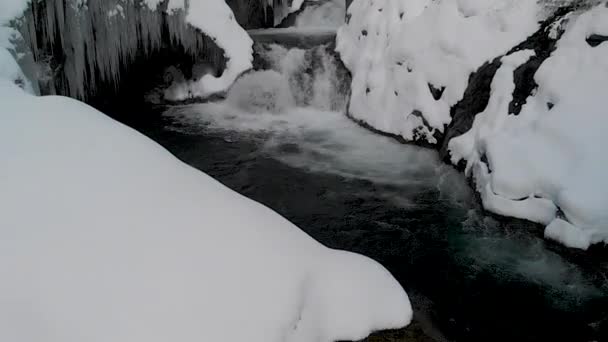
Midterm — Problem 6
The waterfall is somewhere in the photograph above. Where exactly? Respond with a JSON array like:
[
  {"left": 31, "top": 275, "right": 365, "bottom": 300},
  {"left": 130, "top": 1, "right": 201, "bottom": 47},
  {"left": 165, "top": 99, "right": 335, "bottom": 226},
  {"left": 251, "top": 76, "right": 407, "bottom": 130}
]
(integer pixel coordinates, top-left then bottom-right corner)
[
  {"left": 162, "top": 39, "right": 444, "bottom": 186},
  {"left": 233, "top": 41, "right": 350, "bottom": 113}
]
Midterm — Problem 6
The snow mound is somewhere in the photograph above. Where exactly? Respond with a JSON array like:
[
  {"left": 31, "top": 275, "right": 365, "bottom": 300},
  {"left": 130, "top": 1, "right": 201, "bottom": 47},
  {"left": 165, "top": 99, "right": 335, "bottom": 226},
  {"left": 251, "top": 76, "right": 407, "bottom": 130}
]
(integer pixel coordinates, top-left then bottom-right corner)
[
  {"left": 15, "top": 0, "right": 252, "bottom": 99},
  {"left": 0, "top": 0, "right": 33, "bottom": 93},
  {"left": 0, "top": 1, "right": 411, "bottom": 339},
  {"left": 336, "top": 0, "right": 541, "bottom": 143},
  {"left": 0, "top": 79, "right": 411, "bottom": 341},
  {"left": 448, "top": 4, "right": 608, "bottom": 249}
]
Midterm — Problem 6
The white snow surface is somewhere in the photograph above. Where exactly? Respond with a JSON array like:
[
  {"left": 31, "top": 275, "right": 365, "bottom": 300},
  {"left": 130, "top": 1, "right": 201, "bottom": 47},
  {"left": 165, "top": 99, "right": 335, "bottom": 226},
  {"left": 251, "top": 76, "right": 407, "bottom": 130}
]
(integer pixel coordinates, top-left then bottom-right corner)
[
  {"left": 336, "top": 0, "right": 541, "bottom": 143},
  {"left": 162, "top": 0, "right": 254, "bottom": 100},
  {"left": 0, "top": 78, "right": 411, "bottom": 342},
  {"left": 184, "top": 0, "right": 254, "bottom": 98},
  {"left": 449, "top": 4, "right": 608, "bottom": 249},
  {"left": 0, "top": 0, "right": 28, "bottom": 25},
  {"left": 0, "top": 1, "right": 411, "bottom": 340}
]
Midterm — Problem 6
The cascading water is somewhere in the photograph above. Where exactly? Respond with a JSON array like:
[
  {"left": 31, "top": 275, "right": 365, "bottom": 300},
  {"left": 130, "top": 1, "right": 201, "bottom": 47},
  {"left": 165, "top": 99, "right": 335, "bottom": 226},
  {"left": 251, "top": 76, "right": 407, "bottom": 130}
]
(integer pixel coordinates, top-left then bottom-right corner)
[
  {"left": 140, "top": 27, "right": 608, "bottom": 342},
  {"left": 245, "top": 42, "right": 349, "bottom": 112}
]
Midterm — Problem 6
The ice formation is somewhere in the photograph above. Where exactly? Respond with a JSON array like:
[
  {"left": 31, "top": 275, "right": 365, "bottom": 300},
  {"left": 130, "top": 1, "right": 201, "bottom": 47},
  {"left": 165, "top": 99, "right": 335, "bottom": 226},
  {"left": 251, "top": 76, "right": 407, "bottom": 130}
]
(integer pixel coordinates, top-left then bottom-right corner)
[
  {"left": 0, "top": 1, "right": 412, "bottom": 341},
  {"left": 0, "top": 78, "right": 412, "bottom": 342},
  {"left": 18, "top": 0, "right": 252, "bottom": 99}
]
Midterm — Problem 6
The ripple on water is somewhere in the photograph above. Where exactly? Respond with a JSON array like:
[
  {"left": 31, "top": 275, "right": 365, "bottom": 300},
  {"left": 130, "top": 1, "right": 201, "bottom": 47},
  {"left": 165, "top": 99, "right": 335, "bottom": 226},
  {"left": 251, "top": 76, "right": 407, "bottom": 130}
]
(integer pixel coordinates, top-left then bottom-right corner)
[{"left": 157, "top": 99, "right": 608, "bottom": 341}]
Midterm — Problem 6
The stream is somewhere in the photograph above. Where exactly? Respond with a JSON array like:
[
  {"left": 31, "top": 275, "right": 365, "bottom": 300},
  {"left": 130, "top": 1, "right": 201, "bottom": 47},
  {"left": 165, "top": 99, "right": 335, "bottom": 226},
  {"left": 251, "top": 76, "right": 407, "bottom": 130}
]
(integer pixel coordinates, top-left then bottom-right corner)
[{"left": 118, "top": 18, "right": 608, "bottom": 342}]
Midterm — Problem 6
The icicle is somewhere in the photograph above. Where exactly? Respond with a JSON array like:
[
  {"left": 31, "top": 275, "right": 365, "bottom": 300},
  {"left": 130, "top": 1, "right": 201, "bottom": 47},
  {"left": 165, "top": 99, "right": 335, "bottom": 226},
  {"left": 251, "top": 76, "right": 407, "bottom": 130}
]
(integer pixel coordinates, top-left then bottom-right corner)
[{"left": 19, "top": 0, "right": 226, "bottom": 99}]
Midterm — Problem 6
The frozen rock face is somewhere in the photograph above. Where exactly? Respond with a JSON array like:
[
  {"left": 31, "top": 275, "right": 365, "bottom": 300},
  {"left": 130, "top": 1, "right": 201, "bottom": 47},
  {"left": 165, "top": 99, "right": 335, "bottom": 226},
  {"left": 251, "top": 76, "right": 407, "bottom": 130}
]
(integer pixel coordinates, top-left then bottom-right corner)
[
  {"left": 0, "top": 79, "right": 413, "bottom": 342},
  {"left": 338, "top": 0, "right": 608, "bottom": 250},
  {"left": 226, "top": 0, "right": 274, "bottom": 28}
]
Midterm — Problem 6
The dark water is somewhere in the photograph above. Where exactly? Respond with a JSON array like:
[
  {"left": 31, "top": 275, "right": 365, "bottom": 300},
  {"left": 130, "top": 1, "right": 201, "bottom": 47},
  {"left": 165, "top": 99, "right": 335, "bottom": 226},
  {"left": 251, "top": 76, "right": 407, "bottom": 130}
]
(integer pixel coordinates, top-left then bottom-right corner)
[
  {"left": 117, "top": 105, "right": 608, "bottom": 342},
  {"left": 115, "top": 29, "right": 608, "bottom": 342}
]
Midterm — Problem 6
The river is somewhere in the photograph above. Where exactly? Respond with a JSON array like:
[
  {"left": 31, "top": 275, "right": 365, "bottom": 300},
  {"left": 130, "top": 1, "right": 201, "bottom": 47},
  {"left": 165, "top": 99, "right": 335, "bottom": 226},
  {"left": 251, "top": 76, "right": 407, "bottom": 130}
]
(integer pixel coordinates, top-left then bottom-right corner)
[{"left": 116, "top": 23, "right": 607, "bottom": 342}]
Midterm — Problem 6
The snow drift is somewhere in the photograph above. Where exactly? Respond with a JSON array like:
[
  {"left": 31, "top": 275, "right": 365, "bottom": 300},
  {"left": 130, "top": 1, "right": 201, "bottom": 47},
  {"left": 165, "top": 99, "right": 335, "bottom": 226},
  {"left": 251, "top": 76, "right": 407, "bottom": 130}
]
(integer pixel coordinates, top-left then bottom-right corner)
[
  {"left": 0, "top": 79, "right": 412, "bottom": 342},
  {"left": 0, "top": 1, "right": 412, "bottom": 341}
]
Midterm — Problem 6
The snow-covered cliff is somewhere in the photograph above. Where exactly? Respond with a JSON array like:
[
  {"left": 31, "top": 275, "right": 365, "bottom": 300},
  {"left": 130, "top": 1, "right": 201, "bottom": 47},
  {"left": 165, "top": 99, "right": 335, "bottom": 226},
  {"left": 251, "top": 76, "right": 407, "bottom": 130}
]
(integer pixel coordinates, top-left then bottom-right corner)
[{"left": 337, "top": 0, "right": 608, "bottom": 249}]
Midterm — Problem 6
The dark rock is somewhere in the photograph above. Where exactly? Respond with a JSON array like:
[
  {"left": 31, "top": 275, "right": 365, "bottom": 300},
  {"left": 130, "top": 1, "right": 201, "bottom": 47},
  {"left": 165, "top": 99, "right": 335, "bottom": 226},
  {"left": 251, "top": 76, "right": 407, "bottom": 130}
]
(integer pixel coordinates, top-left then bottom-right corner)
[
  {"left": 586, "top": 34, "right": 608, "bottom": 47},
  {"left": 438, "top": 59, "right": 501, "bottom": 165},
  {"left": 427, "top": 84, "right": 445, "bottom": 101},
  {"left": 438, "top": 6, "right": 574, "bottom": 164}
]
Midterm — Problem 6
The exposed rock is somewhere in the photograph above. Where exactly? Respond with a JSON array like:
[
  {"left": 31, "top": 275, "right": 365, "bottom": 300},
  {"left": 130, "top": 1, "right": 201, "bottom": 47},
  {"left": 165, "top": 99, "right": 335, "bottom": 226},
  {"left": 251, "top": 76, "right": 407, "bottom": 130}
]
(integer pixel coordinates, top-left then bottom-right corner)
[
  {"left": 438, "top": 59, "right": 501, "bottom": 166},
  {"left": 586, "top": 33, "right": 608, "bottom": 47},
  {"left": 438, "top": 6, "right": 574, "bottom": 164}
]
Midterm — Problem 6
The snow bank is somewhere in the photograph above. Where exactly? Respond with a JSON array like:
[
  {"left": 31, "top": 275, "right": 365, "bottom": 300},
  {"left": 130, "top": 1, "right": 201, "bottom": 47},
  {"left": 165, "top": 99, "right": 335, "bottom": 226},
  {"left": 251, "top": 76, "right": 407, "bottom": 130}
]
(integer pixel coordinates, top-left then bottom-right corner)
[
  {"left": 0, "top": 78, "right": 412, "bottom": 342},
  {"left": 448, "top": 4, "right": 608, "bottom": 249},
  {"left": 336, "top": 0, "right": 541, "bottom": 143},
  {"left": 0, "top": 2, "right": 411, "bottom": 339}
]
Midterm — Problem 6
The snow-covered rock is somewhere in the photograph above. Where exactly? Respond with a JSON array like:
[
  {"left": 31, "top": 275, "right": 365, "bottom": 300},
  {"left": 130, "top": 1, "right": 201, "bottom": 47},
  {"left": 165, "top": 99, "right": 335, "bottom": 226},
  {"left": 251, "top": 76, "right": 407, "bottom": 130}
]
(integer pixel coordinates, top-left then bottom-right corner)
[
  {"left": 337, "top": 0, "right": 608, "bottom": 250},
  {"left": 182, "top": 0, "right": 254, "bottom": 98},
  {"left": 337, "top": 0, "right": 541, "bottom": 143},
  {"left": 448, "top": 4, "right": 608, "bottom": 249}
]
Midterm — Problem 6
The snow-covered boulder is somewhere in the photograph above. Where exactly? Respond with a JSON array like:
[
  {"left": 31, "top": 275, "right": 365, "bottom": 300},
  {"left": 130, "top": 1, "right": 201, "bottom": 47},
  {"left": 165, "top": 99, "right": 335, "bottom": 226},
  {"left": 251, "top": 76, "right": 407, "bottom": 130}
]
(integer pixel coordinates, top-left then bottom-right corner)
[
  {"left": 336, "top": 0, "right": 541, "bottom": 143},
  {"left": 448, "top": 4, "right": 608, "bottom": 250}
]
